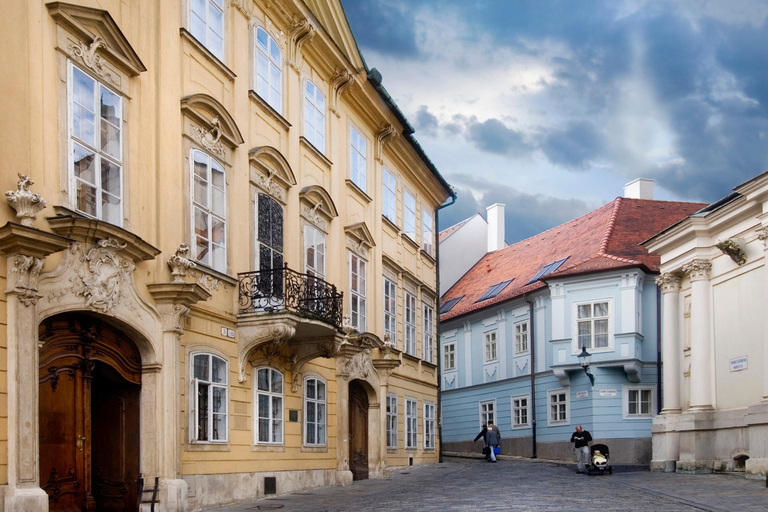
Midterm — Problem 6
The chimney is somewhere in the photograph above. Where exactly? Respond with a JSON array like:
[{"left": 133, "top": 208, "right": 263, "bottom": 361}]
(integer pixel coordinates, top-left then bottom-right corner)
[
  {"left": 624, "top": 178, "right": 654, "bottom": 200},
  {"left": 486, "top": 203, "right": 505, "bottom": 252}
]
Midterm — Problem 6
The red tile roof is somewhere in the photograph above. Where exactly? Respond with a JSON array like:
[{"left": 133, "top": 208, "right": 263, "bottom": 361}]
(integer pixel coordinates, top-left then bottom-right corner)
[{"left": 440, "top": 197, "right": 705, "bottom": 321}]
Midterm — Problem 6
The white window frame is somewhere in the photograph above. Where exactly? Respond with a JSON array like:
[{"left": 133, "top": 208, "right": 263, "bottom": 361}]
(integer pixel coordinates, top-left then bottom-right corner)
[
  {"left": 386, "top": 394, "right": 398, "bottom": 449},
  {"left": 404, "top": 291, "right": 417, "bottom": 356},
  {"left": 443, "top": 341, "right": 456, "bottom": 371},
  {"left": 349, "top": 124, "right": 367, "bottom": 192},
  {"left": 511, "top": 394, "right": 531, "bottom": 429},
  {"left": 484, "top": 330, "right": 498, "bottom": 363},
  {"left": 383, "top": 278, "right": 397, "bottom": 346},
  {"left": 422, "top": 210, "right": 434, "bottom": 255},
  {"left": 304, "top": 79, "right": 326, "bottom": 152},
  {"left": 254, "top": 367, "right": 284, "bottom": 445},
  {"left": 424, "top": 402, "right": 435, "bottom": 450},
  {"left": 405, "top": 397, "right": 418, "bottom": 449},
  {"left": 349, "top": 252, "right": 367, "bottom": 332},
  {"left": 190, "top": 352, "right": 228, "bottom": 443},
  {"left": 191, "top": 149, "right": 227, "bottom": 273},
  {"left": 574, "top": 299, "right": 612, "bottom": 352},
  {"left": 515, "top": 321, "right": 529, "bottom": 355},
  {"left": 403, "top": 189, "right": 416, "bottom": 241},
  {"left": 304, "top": 225, "right": 326, "bottom": 279},
  {"left": 479, "top": 400, "right": 496, "bottom": 427},
  {"left": 303, "top": 376, "right": 327, "bottom": 446},
  {"left": 548, "top": 389, "right": 570, "bottom": 426},
  {"left": 423, "top": 303, "right": 434, "bottom": 363},
  {"left": 254, "top": 26, "right": 282, "bottom": 113},
  {"left": 382, "top": 168, "right": 397, "bottom": 223},
  {"left": 623, "top": 385, "right": 655, "bottom": 419},
  {"left": 68, "top": 62, "right": 124, "bottom": 225},
  {"left": 189, "top": 0, "right": 225, "bottom": 60}
]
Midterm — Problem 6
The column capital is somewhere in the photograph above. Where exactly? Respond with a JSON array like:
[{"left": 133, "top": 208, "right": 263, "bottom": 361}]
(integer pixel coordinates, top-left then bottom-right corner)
[
  {"left": 682, "top": 258, "right": 712, "bottom": 281},
  {"left": 757, "top": 225, "right": 768, "bottom": 249},
  {"left": 655, "top": 272, "right": 682, "bottom": 293}
]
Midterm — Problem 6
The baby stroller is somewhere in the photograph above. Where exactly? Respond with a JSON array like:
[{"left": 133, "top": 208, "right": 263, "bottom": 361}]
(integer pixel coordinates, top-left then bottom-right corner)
[{"left": 587, "top": 443, "right": 612, "bottom": 475}]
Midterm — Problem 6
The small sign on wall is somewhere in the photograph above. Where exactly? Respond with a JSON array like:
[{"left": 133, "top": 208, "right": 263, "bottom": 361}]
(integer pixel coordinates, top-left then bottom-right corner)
[
  {"left": 598, "top": 389, "right": 617, "bottom": 398},
  {"left": 576, "top": 390, "right": 589, "bottom": 399},
  {"left": 730, "top": 356, "right": 748, "bottom": 372}
]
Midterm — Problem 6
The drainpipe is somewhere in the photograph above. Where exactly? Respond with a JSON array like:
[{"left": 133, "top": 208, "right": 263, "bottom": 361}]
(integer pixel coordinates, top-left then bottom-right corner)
[
  {"left": 435, "top": 189, "right": 457, "bottom": 464},
  {"left": 525, "top": 294, "right": 537, "bottom": 459},
  {"left": 656, "top": 283, "right": 663, "bottom": 414}
]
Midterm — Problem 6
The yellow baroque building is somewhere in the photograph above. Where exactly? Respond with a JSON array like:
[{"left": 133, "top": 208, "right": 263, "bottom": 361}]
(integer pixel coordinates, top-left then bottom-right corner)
[{"left": 0, "top": 1, "right": 454, "bottom": 511}]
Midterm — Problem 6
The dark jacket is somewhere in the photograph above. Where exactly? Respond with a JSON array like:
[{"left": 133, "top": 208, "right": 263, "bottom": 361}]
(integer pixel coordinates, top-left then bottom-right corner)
[
  {"left": 473, "top": 425, "right": 488, "bottom": 444},
  {"left": 570, "top": 429, "right": 592, "bottom": 448}
]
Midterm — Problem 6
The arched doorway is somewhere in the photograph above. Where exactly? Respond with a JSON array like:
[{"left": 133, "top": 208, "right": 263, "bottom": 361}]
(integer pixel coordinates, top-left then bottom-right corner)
[
  {"left": 39, "top": 314, "right": 142, "bottom": 512},
  {"left": 348, "top": 380, "right": 369, "bottom": 481}
]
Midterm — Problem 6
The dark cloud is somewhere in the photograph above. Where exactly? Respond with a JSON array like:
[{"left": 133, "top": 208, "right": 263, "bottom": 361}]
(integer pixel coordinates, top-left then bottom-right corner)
[
  {"left": 466, "top": 118, "right": 533, "bottom": 156},
  {"left": 339, "top": 0, "right": 419, "bottom": 58},
  {"left": 717, "top": 20, "right": 768, "bottom": 110},
  {"left": 541, "top": 121, "right": 604, "bottom": 170},
  {"left": 413, "top": 105, "right": 439, "bottom": 136}
]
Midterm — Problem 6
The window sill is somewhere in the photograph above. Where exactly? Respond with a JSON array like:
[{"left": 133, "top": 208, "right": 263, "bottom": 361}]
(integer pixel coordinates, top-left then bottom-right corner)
[
  {"left": 180, "top": 28, "right": 236, "bottom": 81},
  {"left": 345, "top": 179, "right": 372, "bottom": 203},
  {"left": 420, "top": 248, "right": 435, "bottom": 263},
  {"left": 402, "top": 352, "right": 420, "bottom": 364},
  {"left": 402, "top": 233, "right": 420, "bottom": 250},
  {"left": 382, "top": 215, "right": 400, "bottom": 233},
  {"left": 193, "top": 261, "right": 238, "bottom": 289},
  {"left": 422, "top": 360, "right": 437, "bottom": 370},
  {"left": 300, "top": 136, "right": 332, "bottom": 168},
  {"left": 423, "top": 448, "right": 436, "bottom": 453},
  {"left": 512, "top": 425, "right": 531, "bottom": 430},
  {"left": 249, "top": 90, "right": 291, "bottom": 130},
  {"left": 387, "top": 448, "right": 399, "bottom": 454},
  {"left": 251, "top": 444, "right": 285, "bottom": 452},
  {"left": 186, "top": 441, "right": 230, "bottom": 452},
  {"left": 405, "top": 447, "right": 418, "bottom": 451},
  {"left": 301, "top": 445, "right": 328, "bottom": 453},
  {"left": 515, "top": 351, "right": 531, "bottom": 357}
]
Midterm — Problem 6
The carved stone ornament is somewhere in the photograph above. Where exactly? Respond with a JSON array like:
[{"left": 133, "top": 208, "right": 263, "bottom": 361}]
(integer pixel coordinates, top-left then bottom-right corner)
[
  {"left": 5, "top": 173, "right": 46, "bottom": 227},
  {"left": 161, "top": 303, "right": 190, "bottom": 337},
  {"left": 757, "top": 226, "right": 768, "bottom": 248},
  {"left": 682, "top": 258, "right": 712, "bottom": 281},
  {"left": 375, "top": 124, "right": 398, "bottom": 162},
  {"left": 9, "top": 254, "right": 44, "bottom": 306},
  {"left": 346, "top": 236, "right": 368, "bottom": 258},
  {"left": 342, "top": 351, "right": 373, "bottom": 380},
  {"left": 288, "top": 16, "right": 315, "bottom": 71},
  {"left": 191, "top": 117, "right": 226, "bottom": 157},
  {"left": 330, "top": 68, "right": 355, "bottom": 116},
  {"left": 71, "top": 239, "right": 135, "bottom": 313},
  {"left": 301, "top": 202, "right": 327, "bottom": 231},
  {"left": 238, "top": 322, "right": 296, "bottom": 382},
  {"left": 230, "top": 0, "right": 253, "bottom": 19},
  {"left": 714, "top": 238, "right": 747, "bottom": 266},
  {"left": 68, "top": 37, "right": 120, "bottom": 87},
  {"left": 254, "top": 169, "right": 285, "bottom": 202},
  {"left": 192, "top": 270, "right": 229, "bottom": 293},
  {"left": 655, "top": 272, "right": 682, "bottom": 294},
  {"left": 168, "top": 244, "right": 196, "bottom": 283}
]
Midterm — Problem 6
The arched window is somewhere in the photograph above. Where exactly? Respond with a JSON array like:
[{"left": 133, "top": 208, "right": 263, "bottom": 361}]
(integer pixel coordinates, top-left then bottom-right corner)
[
  {"left": 255, "top": 367, "right": 283, "bottom": 444},
  {"left": 304, "top": 80, "right": 325, "bottom": 152},
  {"left": 191, "top": 149, "right": 227, "bottom": 272},
  {"left": 304, "top": 377, "right": 326, "bottom": 446},
  {"left": 255, "top": 27, "right": 282, "bottom": 113},
  {"left": 190, "top": 353, "right": 228, "bottom": 443}
]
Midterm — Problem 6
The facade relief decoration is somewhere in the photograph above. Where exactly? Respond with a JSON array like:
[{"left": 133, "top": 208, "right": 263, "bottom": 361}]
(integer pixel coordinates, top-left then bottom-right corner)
[
  {"left": 191, "top": 117, "right": 226, "bottom": 157},
  {"left": 341, "top": 351, "right": 374, "bottom": 380},
  {"left": 9, "top": 254, "right": 44, "bottom": 307},
  {"left": 68, "top": 37, "right": 121, "bottom": 87},
  {"left": 655, "top": 272, "right": 682, "bottom": 294},
  {"left": 288, "top": 17, "right": 316, "bottom": 72},
  {"left": 344, "top": 222, "right": 375, "bottom": 259},
  {"left": 330, "top": 68, "right": 355, "bottom": 117},
  {"left": 375, "top": 124, "right": 398, "bottom": 163},
  {"left": 299, "top": 185, "right": 337, "bottom": 233},
  {"left": 238, "top": 320, "right": 297, "bottom": 382},
  {"left": 71, "top": 239, "right": 135, "bottom": 314},
  {"left": 682, "top": 259, "right": 712, "bottom": 281},
  {"left": 714, "top": 239, "right": 747, "bottom": 266},
  {"left": 168, "top": 244, "right": 196, "bottom": 283},
  {"left": 249, "top": 146, "right": 297, "bottom": 204},
  {"left": 230, "top": 0, "right": 254, "bottom": 19},
  {"left": 6, "top": 173, "right": 46, "bottom": 227},
  {"left": 757, "top": 225, "right": 768, "bottom": 248}
]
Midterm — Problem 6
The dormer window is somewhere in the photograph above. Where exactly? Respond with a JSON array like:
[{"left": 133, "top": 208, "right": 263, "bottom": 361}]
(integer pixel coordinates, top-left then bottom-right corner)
[
  {"left": 528, "top": 257, "right": 569, "bottom": 284},
  {"left": 439, "top": 296, "right": 464, "bottom": 314},
  {"left": 476, "top": 280, "right": 513, "bottom": 303}
]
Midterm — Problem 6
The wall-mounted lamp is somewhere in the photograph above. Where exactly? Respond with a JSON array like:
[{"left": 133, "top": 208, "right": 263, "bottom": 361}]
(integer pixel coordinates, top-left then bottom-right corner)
[{"left": 577, "top": 345, "right": 595, "bottom": 386}]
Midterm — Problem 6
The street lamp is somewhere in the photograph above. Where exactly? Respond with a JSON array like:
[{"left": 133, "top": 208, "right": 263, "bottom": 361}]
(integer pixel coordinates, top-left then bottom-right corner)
[{"left": 578, "top": 345, "right": 595, "bottom": 386}]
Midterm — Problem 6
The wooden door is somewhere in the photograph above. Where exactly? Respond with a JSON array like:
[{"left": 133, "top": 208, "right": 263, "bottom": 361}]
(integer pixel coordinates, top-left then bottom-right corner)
[{"left": 348, "top": 380, "right": 369, "bottom": 481}]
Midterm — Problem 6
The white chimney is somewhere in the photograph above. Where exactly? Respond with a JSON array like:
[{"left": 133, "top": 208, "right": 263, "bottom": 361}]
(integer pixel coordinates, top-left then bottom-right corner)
[
  {"left": 486, "top": 203, "right": 505, "bottom": 252},
  {"left": 624, "top": 178, "right": 654, "bottom": 200}
]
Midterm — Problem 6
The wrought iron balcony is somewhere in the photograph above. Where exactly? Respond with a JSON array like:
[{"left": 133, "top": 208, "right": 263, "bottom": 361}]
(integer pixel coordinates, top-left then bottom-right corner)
[{"left": 238, "top": 265, "right": 343, "bottom": 329}]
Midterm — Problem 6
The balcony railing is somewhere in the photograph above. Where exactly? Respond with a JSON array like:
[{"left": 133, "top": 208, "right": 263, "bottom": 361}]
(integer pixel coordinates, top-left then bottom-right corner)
[{"left": 238, "top": 265, "right": 344, "bottom": 329}]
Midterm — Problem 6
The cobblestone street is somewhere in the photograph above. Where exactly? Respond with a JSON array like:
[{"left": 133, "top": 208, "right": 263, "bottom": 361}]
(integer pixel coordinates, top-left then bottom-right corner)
[{"left": 212, "top": 456, "right": 767, "bottom": 512}]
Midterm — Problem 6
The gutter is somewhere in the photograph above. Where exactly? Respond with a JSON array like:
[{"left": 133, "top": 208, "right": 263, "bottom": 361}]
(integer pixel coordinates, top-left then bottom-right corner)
[{"left": 524, "top": 294, "right": 537, "bottom": 459}]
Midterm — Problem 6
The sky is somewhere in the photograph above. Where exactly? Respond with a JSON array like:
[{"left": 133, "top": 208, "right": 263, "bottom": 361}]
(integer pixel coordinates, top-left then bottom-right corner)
[{"left": 340, "top": 0, "right": 768, "bottom": 243}]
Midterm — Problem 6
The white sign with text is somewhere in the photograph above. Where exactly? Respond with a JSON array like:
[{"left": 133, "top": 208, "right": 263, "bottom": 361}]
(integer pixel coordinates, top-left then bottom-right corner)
[
  {"left": 730, "top": 356, "right": 748, "bottom": 372},
  {"left": 598, "top": 389, "right": 617, "bottom": 397}
]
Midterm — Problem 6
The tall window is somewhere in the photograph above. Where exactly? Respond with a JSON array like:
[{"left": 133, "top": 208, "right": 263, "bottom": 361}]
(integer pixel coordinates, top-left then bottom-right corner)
[
  {"left": 424, "top": 402, "right": 435, "bottom": 449},
  {"left": 304, "top": 225, "right": 325, "bottom": 278},
  {"left": 383, "top": 169, "right": 397, "bottom": 223},
  {"left": 422, "top": 210, "right": 434, "bottom": 255},
  {"left": 350, "top": 253, "right": 367, "bottom": 332},
  {"left": 480, "top": 400, "right": 495, "bottom": 427},
  {"left": 383, "top": 278, "right": 397, "bottom": 345},
  {"left": 192, "top": 150, "right": 227, "bottom": 272},
  {"left": 255, "top": 368, "right": 283, "bottom": 444},
  {"left": 626, "top": 388, "right": 653, "bottom": 417},
  {"left": 512, "top": 395, "right": 530, "bottom": 428},
  {"left": 577, "top": 301, "right": 610, "bottom": 349},
  {"left": 69, "top": 64, "right": 122, "bottom": 225},
  {"left": 423, "top": 304, "right": 434, "bottom": 363},
  {"left": 404, "top": 190, "right": 416, "bottom": 241},
  {"left": 255, "top": 27, "right": 282, "bottom": 113},
  {"left": 257, "top": 193, "right": 283, "bottom": 294},
  {"left": 515, "top": 322, "right": 529, "bottom": 354},
  {"left": 349, "top": 126, "right": 367, "bottom": 192},
  {"left": 406, "top": 398, "right": 417, "bottom": 449},
  {"left": 304, "top": 377, "right": 326, "bottom": 445},
  {"left": 304, "top": 80, "right": 326, "bottom": 151},
  {"left": 191, "top": 353, "right": 228, "bottom": 442},
  {"left": 404, "top": 291, "right": 417, "bottom": 355},
  {"left": 484, "top": 331, "right": 497, "bottom": 362},
  {"left": 443, "top": 342, "right": 456, "bottom": 371},
  {"left": 190, "top": 0, "right": 224, "bottom": 60},
  {"left": 549, "top": 390, "right": 568, "bottom": 424},
  {"left": 386, "top": 394, "right": 398, "bottom": 449}
]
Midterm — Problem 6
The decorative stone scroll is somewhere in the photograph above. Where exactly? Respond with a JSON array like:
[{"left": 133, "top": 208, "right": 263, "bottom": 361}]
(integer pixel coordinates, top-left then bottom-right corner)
[
  {"left": 168, "top": 244, "right": 196, "bottom": 283},
  {"left": 68, "top": 37, "right": 121, "bottom": 86},
  {"left": 191, "top": 117, "right": 226, "bottom": 157},
  {"left": 9, "top": 255, "right": 44, "bottom": 306},
  {"left": 288, "top": 17, "right": 315, "bottom": 72},
  {"left": 714, "top": 239, "right": 747, "bottom": 266},
  {"left": 5, "top": 173, "right": 46, "bottom": 227},
  {"left": 682, "top": 259, "right": 712, "bottom": 281},
  {"left": 72, "top": 239, "right": 135, "bottom": 314},
  {"left": 375, "top": 124, "right": 398, "bottom": 163},
  {"left": 330, "top": 68, "right": 355, "bottom": 117}
]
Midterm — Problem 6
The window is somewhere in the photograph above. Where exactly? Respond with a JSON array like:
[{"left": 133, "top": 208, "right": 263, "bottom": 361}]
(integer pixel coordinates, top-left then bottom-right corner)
[
  {"left": 480, "top": 400, "right": 495, "bottom": 427},
  {"left": 191, "top": 353, "right": 228, "bottom": 442},
  {"left": 383, "top": 169, "right": 397, "bottom": 223},
  {"left": 548, "top": 390, "right": 569, "bottom": 425},
  {"left": 255, "top": 27, "right": 282, "bottom": 113},
  {"left": 349, "top": 126, "right": 367, "bottom": 192},
  {"left": 439, "top": 296, "right": 464, "bottom": 314},
  {"left": 423, "top": 304, "right": 434, "bottom": 363},
  {"left": 424, "top": 402, "right": 435, "bottom": 449},
  {"left": 190, "top": 0, "right": 224, "bottom": 60},
  {"left": 383, "top": 278, "right": 397, "bottom": 345},
  {"left": 69, "top": 64, "right": 123, "bottom": 225},
  {"left": 192, "top": 149, "right": 227, "bottom": 272},
  {"left": 304, "top": 225, "right": 325, "bottom": 279},
  {"left": 386, "top": 394, "right": 398, "bottom": 449},
  {"left": 626, "top": 387, "right": 654, "bottom": 417},
  {"left": 256, "top": 193, "right": 283, "bottom": 293},
  {"left": 515, "top": 322, "right": 529, "bottom": 354},
  {"left": 577, "top": 301, "right": 610, "bottom": 350},
  {"left": 512, "top": 395, "right": 530, "bottom": 428},
  {"left": 304, "top": 80, "right": 325, "bottom": 151},
  {"left": 443, "top": 342, "right": 456, "bottom": 371},
  {"left": 422, "top": 210, "right": 434, "bottom": 255},
  {"left": 404, "top": 291, "right": 417, "bottom": 355},
  {"left": 476, "top": 280, "right": 513, "bottom": 303},
  {"left": 255, "top": 368, "right": 283, "bottom": 444},
  {"left": 404, "top": 190, "right": 416, "bottom": 241},
  {"left": 304, "top": 377, "right": 326, "bottom": 445},
  {"left": 406, "top": 398, "right": 418, "bottom": 449},
  {"left": 349, "top": 253, "right": 367, "bottom": 332},
  {"left": 527, "top": 257, "right": 569, "bottom": 284},
  {"left": 484, "top": 331, "right": 497, "bottom": 362}
]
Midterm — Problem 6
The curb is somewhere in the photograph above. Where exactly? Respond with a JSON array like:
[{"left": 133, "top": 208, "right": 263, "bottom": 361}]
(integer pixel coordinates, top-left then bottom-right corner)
[{"left": 442, "top": 451, "right": 650, "bottom": 472}]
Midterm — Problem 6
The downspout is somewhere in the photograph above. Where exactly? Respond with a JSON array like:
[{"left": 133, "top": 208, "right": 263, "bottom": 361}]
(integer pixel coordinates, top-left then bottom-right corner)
[
  {"left": 435, "top": 189, "right": 457, "bottom": 464},
  {"left": 525, "top": 294, "right": 537, "bottom": 459},
  {"left": 656, "top": 283, "right": 663, "bottom": 414}
]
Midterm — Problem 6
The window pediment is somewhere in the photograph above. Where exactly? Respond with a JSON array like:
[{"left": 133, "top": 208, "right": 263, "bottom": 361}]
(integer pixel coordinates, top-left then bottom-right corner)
[
  {"left": 181, "top": 94, "right": 244, "bottom": 151},
  {"left": 249, "top": 147, "right": 297, "bottom": 203},
  {"left": 345, "top": 222, "right": 375, "bottom": 257},
  {"left": 300, "top": 185, "right": 337, "bottom": 232}
]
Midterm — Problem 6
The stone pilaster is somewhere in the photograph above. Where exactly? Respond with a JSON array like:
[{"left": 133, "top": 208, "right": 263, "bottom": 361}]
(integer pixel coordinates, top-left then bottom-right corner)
[
  {"left": 682, "top": 259, "right": 714, "bottom": 411},
  {"left": 656, "top": 272, "right": 682, "bottom": 414},
  {"left": 757, "top": 224, "right": 768, "bottom": 402}
]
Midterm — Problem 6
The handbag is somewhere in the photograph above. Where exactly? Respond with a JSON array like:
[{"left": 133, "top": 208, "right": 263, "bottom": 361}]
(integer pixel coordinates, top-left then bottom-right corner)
[
  {"left": 493, "top": 446, "right": 500, "bottom": 455},
  {"left": 482, "top": 446, "right": 490, "bottom": 455}
]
